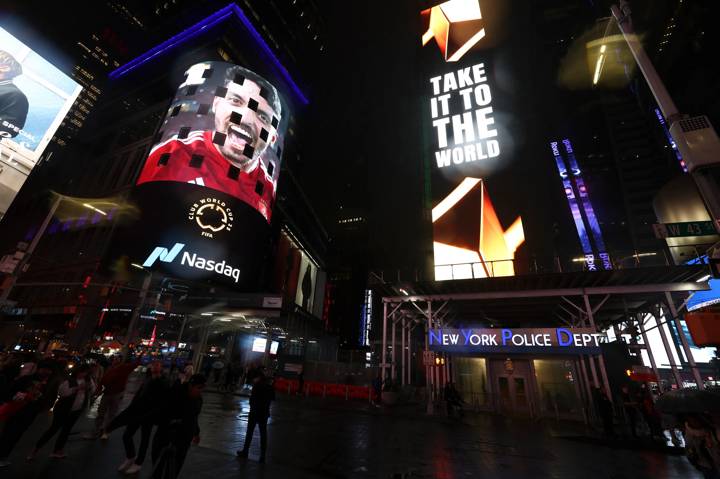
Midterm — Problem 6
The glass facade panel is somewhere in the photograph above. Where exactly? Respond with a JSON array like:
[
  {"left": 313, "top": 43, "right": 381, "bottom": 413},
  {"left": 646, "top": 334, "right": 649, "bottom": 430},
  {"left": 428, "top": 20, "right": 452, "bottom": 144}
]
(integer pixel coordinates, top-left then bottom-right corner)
[
  {"left": 533, "top": 359, "right": 583, "bottom": 418},
  {"left": 454, "top": 357, "right": 489, "bottom": 408}
]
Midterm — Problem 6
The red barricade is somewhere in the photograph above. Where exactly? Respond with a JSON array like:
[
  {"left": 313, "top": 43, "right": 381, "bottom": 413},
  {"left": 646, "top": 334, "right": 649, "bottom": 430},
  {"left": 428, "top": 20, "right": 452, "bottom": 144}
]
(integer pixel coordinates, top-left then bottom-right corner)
[{"left": 274, "top": 378, "right": 370, "bottom": 401}]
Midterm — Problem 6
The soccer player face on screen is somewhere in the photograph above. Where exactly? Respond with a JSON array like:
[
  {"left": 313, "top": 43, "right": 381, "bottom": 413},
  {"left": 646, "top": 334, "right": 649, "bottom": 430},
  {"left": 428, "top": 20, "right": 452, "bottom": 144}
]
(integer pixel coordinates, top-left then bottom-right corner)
[{"left": 212, "top": 78, "right": 278, "bottom": 171}]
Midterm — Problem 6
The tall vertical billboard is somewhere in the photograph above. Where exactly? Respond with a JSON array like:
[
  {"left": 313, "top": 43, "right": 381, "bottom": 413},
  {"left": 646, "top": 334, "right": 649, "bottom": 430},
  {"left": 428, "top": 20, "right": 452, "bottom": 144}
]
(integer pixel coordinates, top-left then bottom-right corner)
[
  {"left": 0, "top": 27, "right": 82, "bottom": 217},
  {"left": 421, "top": 0, "right": 526, "bottom": 280},
  {"left": 112, "top": 62, "right": 288, "bottom": 289}
]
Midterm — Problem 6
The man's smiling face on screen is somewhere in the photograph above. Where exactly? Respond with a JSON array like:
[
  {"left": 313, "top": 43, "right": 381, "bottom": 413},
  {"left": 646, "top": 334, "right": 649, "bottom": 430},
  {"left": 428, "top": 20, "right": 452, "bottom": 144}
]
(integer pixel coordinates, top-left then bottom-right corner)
[{"left": 212, "top": 78, "right": 277, "bottom": 171}]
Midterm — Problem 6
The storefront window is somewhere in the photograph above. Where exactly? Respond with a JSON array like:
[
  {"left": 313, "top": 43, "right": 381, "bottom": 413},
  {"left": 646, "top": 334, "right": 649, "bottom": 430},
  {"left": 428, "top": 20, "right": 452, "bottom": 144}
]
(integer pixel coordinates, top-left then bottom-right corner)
[
  {"left": 454, "top": 357, "right": 489, "bottom": 408},
  {"left": 533, "top": 359, "right": 583, "bottom": 418}
]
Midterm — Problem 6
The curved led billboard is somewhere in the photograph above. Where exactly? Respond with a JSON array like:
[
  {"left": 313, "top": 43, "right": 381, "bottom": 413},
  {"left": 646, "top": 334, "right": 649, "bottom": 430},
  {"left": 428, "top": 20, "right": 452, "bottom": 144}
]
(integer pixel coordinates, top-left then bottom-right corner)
[
  {"left": 110, "top": 62, "right": 288, "bottom": 289},
  {"left": 136, "top": 61, "right": 285, "bottom": 222}
]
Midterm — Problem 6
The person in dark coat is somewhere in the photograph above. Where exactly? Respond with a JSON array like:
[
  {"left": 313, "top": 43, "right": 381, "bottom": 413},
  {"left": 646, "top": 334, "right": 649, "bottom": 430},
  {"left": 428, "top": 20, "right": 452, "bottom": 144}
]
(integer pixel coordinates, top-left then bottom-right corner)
[
  {"left": 237, "top": 372, "right": 275, "bottom": 463},
  {"left": 109, "top": 360, "right": 169, "bottom": 474},
  {"left": 150, "top": 374, "right": 205, "bottom": 479}
]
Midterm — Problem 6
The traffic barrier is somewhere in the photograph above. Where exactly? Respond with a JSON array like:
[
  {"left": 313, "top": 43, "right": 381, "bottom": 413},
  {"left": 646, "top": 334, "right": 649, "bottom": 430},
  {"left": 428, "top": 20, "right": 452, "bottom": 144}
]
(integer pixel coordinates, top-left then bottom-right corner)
[{"left": 273, "top": 378, "right": 370, "bottom": 402}]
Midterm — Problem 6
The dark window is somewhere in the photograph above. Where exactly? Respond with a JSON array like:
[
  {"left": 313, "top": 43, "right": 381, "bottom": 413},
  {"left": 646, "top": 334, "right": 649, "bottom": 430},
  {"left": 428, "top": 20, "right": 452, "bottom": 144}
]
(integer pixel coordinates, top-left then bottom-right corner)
[
  {"left": 248, "top": 98, "right": 259, "bottom": 111},
  {"left": 227, "top": 166, "right": 240, "bottom": 180},
  {"left": 267, "top": 161, "right": 274, "bottom": 176},
  {"left": 170, "top": 105, "right": 181, "bottom": 117},
  {"left": 255, "top": 181, "right": 264, "bottom": 195},
  {"left": 230, "top": 111, "right": 242, "bottom": 124},
  {"left": 259, "top": 128, "right": 269, "bottom": 141},
  {"left": 215, "top": 86, "right": 227, "bottom": 98},
  {"left": 213, "top": 132, "right": 226, "bottom": 146},
  {"left": 202, "top": 68, "right": 213, "bottom": 78},
  {"left": 197, "top": 103, "right": 211, "bottom": 115},
  {"left": 189, "top": 154, "right": 203, "bottom": 168},
  {"left": 186, "top": 85, "right": 197, "bottom": 95},
  {"left": 243, "top": 144, "right": 255, "bottom": 158},
  {"left": 233, "top": 74, "right": 245, "bottom": 85},
  {"left": 271, "top": 116, "right": 279, "bottom": 128},
  {"left": 178, "top": 127, "right": 191, "bottom": 139},
  {"left": 157, "top": 153, "right": 170, "bottom": 166}
]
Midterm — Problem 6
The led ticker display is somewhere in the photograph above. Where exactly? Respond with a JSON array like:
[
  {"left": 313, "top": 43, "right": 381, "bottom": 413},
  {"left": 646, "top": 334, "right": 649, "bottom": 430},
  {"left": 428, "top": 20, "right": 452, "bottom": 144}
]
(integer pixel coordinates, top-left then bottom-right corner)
[
  {"left": 421, "top": 1, "right": 526, "bottom": 281},
  {"left": 550, "top": 139, "right": 611, "bottom": 271},
  {"left": 136, "top": 61, "right": 286, "bottom": 223},
  {"left": 0, "top": 27, "right": 82, "bottom": 216}
]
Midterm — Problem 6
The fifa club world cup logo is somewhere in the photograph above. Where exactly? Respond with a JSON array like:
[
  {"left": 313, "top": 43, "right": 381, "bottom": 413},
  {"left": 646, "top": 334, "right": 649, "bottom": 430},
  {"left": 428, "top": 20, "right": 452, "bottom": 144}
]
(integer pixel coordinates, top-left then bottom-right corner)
[{"left": 421, "top": 0, "right": 486, "bottom": 62}]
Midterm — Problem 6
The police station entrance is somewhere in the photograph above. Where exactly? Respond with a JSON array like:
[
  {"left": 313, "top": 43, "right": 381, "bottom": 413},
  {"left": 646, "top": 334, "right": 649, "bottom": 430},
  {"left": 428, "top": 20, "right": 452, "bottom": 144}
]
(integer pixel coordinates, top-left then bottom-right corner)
[
  {"left": 454, "top": 355, "right": 586, "bottom": 420},
  {"left": 491, "top": 358, "right": 532, "bottom": 417}
]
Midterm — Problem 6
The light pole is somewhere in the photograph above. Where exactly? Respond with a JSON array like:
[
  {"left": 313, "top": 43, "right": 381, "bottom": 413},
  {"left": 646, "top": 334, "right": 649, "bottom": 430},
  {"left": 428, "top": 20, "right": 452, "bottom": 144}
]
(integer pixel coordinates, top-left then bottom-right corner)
[
  {"left": 121, "top": 263, "right": 153, "bottom": 361},
  {"left": 610, "top": 1, "right": 720, "bottom": 230}
]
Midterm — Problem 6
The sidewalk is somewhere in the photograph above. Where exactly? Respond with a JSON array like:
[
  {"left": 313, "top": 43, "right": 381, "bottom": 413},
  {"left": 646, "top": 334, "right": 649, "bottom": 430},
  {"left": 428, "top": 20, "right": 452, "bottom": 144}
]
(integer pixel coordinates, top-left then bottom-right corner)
[{"left": 0, "top": 391, "right": 704, "bottom": 479}]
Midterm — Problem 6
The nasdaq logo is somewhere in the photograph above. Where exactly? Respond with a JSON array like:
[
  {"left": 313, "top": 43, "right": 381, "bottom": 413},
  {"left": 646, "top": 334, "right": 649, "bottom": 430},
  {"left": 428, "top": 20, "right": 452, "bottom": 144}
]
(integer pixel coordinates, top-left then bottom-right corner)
[{"left": 142, "top": 243, "right": 185, "bottom": 267}]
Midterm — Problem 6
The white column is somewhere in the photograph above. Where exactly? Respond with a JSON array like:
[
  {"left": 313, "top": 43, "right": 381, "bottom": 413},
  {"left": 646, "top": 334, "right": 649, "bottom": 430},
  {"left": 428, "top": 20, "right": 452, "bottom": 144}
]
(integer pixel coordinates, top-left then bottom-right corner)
[
  {"left": 653, "top": 307, "right": 683, "bottom": 388},
  {"left": 583, "top": 295, "right": 612, "bottom": 400},
  {"left": 381, "top": 302, "right": 388, "bottom": 381},
  {"left": 401, "top": 317, "right": 406, "bottom": 385},
  {"left": 391, "top": 317, "right": 397, "bottom": 381},
  {"left": 665, "top": 292, "right": 705, "bottom": 390}
]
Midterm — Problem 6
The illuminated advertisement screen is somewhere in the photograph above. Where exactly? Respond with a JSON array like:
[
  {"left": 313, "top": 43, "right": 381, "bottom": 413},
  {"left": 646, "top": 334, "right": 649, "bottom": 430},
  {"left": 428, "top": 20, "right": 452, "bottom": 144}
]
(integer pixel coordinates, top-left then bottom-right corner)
[
  {"left": 421, "top": 0, "right": 526, "bottom": 281},
  {"left": 252, "top": 336, "right": 267, "bottom": 353},
  {"left": 269, "top": 340, "right": 279, "bottom": 355},
  {"left": 108, "top": 62, "right": 289, "bottom": 290},
  {"left": 295, "top": 253, "right": 317, "bottom": 312},
  {"left": 0, "top": 27, "right": 82, "bottom": 214},
  {"left": 136, "top": 61, "right": 286, "bottom": 223}
]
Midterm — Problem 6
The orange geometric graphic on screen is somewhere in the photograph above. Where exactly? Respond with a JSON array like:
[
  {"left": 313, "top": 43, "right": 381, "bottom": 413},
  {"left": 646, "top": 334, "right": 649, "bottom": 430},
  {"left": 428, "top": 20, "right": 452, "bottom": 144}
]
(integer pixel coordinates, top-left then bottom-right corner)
[
  {"left": 432, "top": 178, "right": 524, "bottom": 280},
  {"left": 421, "top": 0, "right": 486, "bottom": 62}
]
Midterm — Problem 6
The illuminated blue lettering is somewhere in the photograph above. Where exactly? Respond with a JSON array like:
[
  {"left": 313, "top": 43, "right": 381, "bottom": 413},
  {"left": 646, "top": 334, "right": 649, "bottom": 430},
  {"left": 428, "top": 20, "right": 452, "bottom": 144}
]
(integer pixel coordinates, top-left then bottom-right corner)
[
  {"left": 501, "top": 329, "right": 512, "bottom": 346},
  {"left": 429, "top": 329, "right": 443, "bottom": 345},
  {"left": 556, "top": 328, "right": 573, "bottom": 347},
  {"left": 461, "top": 329, "right": 472, "bottom": 345}
]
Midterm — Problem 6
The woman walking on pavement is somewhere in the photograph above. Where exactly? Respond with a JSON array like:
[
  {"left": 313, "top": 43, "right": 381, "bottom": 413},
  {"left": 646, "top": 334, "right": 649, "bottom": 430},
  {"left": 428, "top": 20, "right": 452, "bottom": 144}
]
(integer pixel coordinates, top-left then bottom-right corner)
[{"left": 28, "top": 364, "right": 96, "bottom": 460}]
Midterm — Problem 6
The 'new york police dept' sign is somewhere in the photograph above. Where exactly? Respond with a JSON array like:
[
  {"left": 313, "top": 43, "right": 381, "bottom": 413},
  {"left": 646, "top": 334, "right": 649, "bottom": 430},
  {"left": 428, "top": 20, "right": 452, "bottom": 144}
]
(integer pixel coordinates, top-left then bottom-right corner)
[{"left": 429, "top": 328, "right": 606, "bottom": 354}]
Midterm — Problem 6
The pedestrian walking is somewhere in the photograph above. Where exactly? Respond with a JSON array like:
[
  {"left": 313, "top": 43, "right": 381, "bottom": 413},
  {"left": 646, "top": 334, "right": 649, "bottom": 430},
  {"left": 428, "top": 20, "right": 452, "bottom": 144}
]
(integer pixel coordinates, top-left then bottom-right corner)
[
  {"left": 150, "top": 374, "right": 205, "bottom": 478},
  {"left": 621, "top": 385, "right": 638, "bottom": 438},
  {"left": 595, "top": 388, "right": 615, "bottom": 438},
  {"left": 90, "top": 356, "right": 139, "bottom": 439},
  {"left": 211, "top": 359, "right": 224, "bottom": 384},
  {"left": 27, "top": 364, "right": 96, "bottom": 460},
  {"left": 109, "top": 360, "right": 169, "bottom": 475},
  {"left": 297, "top": 369, "right": 304, "bottom": 396},
  {"left": 237, "top": 372, "right": 275, "bottom": 463}
]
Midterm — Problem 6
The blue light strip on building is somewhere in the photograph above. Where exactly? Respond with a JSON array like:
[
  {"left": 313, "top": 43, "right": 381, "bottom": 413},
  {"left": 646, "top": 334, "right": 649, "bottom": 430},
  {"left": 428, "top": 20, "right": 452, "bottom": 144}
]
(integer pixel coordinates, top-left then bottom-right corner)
[
  {"left": 552, "top": 143, "right": 594, "bottom": 257},
  {"left": 561, "top": 139, "right": 612, "bottom": 270},
  {"left": 654, "top": 108, "right": 687, "bottom": 172},
  {"left": 108, "top": 3, "right": 310, "bottom": 106}
]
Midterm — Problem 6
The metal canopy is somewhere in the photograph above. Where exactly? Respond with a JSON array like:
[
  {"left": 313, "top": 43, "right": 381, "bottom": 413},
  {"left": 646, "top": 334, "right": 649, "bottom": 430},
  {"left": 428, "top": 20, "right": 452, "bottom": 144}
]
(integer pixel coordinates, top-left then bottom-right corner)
[{"left": 375, "top": 265, "right": 710, "bottom": 329}]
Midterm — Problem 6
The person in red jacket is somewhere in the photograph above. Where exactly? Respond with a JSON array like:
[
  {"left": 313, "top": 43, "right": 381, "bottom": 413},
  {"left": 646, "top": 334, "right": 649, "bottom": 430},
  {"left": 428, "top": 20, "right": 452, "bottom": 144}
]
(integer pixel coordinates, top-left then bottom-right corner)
[
  {"left": 92, "top": 356, "right": 139, "bottom": 439},
  {"left": 136, "top": 65, "right": 282, "bottom": 221}
]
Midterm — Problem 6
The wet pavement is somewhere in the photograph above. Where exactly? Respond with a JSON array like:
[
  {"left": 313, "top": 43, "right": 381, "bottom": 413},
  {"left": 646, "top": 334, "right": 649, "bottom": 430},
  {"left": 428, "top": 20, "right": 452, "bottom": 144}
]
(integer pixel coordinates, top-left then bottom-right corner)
[{"left": 0, "top": 387, "right": 704, "bottom": 479}]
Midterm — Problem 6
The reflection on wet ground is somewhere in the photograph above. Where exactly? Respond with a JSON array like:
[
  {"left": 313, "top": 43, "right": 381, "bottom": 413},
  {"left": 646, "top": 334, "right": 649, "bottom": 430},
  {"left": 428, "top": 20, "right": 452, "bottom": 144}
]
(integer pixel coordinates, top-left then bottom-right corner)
[{"left": 2, "top": 382, "right": 705, "bottom": 478}]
